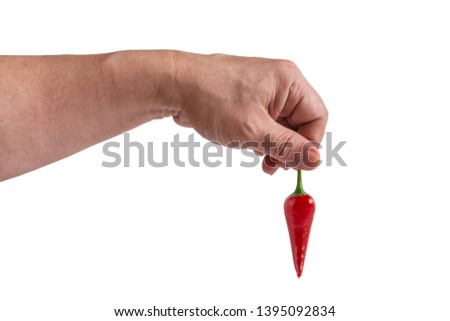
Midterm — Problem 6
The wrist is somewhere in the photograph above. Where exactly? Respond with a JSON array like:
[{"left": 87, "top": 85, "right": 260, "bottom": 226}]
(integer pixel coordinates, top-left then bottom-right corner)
[
  {"left": 103, "top": 50, "right": 182, "bottom": 121},
  {"left": 169, "top": 50, "right": 211, "bottom": 114}
]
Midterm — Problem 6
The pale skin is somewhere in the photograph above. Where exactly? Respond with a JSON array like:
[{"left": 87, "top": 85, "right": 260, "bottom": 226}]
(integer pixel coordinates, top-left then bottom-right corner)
[{"left": 0, "top": 50, "right": 328, "bottom": 181}]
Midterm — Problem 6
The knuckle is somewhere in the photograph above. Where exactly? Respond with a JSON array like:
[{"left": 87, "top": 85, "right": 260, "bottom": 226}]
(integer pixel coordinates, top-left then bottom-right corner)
[
  {"left": 279, "top": 59, "right": 296, "bottom": 68},
  {"left": 271, "top": 59, "right": 302, "bottom": 86},
  {"left": 317, "top": 98, "right": 329, "bottom": 122},
  {"left": 309, "top": 89, "right": 328, "bottom": 121},
  {"left": 323, "top": 107, "right": 329, "bottom": 121},
  {"left": 276, "top": 59, "right": 299, "bottom": 74}
]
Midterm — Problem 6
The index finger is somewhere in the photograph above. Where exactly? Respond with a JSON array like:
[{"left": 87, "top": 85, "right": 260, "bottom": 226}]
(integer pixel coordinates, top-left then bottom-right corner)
[{"left": 283, "top": 81, "right": 328, "bottom": 144}]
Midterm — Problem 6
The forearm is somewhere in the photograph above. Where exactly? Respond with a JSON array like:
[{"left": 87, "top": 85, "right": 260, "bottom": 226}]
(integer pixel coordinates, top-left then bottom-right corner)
[
  {"left": 0, "top": 50, "right": 179, "bottom": 181},
  {"left": 0, "top": 50, "right": 328, "bottom": 181}
]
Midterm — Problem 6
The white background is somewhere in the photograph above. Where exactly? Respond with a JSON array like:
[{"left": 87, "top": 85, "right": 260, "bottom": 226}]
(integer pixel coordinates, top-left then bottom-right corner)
[{"left": 1, "top": 0, "right": 449, "bottom": 320}]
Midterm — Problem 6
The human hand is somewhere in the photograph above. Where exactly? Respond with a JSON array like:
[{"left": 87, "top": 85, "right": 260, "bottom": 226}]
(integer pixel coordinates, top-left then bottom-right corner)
[
  {"left": 170, "top": 52, "right": 328, "bottom": 174},
  {"left": 0, "top": 50, "right": 326, "bottom": 181}
]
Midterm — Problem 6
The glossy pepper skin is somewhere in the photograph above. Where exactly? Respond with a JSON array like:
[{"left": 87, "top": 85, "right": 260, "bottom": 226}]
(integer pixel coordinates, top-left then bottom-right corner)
[{"left": 284, "top": 170, "right": 316, "bottom": 278}]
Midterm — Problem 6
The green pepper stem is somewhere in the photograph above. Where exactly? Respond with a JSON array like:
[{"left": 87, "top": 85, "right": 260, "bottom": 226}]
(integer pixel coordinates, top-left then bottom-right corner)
[{"left": 293, "top": 170, "right": 307, "bottom": 196}]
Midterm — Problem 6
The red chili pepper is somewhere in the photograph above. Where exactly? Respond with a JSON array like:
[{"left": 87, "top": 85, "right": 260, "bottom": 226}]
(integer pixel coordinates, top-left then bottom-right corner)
[{"left": 284, "top": 170, "right": 316, "bottom": 278}]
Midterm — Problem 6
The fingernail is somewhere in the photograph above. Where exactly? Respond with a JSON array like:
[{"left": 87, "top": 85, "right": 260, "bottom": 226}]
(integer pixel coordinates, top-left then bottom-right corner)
[
  {"left": 268, "top": 167, "right": 278, "bottom": 176},
  {"left": 264, "top": 157, "right": 277, "bottom": 169},
  {"left": 309, "top": 147, "right": 320, "bottom": 162}
]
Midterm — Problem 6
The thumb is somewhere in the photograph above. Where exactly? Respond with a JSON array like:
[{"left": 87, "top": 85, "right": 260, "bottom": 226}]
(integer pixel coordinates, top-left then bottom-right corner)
[{"left": 262, "top": 121, "right": 321, "bottom": 170}]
